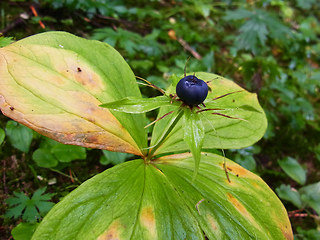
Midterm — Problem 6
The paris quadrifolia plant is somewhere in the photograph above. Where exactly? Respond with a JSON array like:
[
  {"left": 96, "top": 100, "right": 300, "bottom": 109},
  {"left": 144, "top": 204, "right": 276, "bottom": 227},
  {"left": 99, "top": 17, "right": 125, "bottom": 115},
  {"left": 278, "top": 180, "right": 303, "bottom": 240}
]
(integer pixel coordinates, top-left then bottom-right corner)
[
  {"left": 0, "top": 32, "right": 293, "bottom": 239},
  {"left": 102, "top": 62, "right": 246, "bottom": 181}
]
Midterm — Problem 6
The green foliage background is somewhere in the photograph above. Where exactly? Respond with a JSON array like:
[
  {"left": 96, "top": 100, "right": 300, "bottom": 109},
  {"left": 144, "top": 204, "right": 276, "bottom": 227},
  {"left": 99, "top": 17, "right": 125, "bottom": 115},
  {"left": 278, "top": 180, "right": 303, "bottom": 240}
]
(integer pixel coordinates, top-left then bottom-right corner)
[{"left": 0, "top": 0, "right": 319, "bottom": 239}]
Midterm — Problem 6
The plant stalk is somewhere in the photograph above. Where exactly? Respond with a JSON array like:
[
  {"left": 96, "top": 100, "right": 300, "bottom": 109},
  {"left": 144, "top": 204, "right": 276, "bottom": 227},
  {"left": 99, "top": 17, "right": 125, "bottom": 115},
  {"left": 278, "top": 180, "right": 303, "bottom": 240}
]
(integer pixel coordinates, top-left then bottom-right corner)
[{"left": 147, "top": 108, "right": 184, "bottom": 160}]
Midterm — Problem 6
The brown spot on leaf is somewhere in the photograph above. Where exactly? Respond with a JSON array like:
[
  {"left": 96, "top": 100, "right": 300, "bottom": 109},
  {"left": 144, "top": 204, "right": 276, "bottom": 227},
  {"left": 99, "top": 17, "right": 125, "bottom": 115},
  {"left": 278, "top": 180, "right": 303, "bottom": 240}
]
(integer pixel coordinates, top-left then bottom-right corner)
[
  {"left": 228, "top": 193, "right": 246, "bottom": 213},
  {"left": 206, "top": 214, "right": 222, "bottom": 238},
  {"left": 98, "top": 220, "right": 123, "bottom": 240},
  {"left": 281, "top": 226, "right": 294, "bottom": 240},
  {"left": 219, "top": 161, "right": 259, "bottom": 180},
  {"left": 140, "top": 206, "right": 157, "bottom": 238},
  {"left": 228, "top": 165, "right": 247, "bottom": 177},
  {"left": 227, "top": 193, "right": 262, "bottom": 231},
  {"left": 252, "top": 182, "right": 262, "bottom": 190},
  {"left": 73, "top": 66, "right": 103, "bottom": 92},
  {"left": 10, "top": 106, "right": 14, "bottom": 111},
  {"left": 207, "top": 214, "right": 217, "bottom": 230},
  {"left": 87, "top": 117, "right": 96, "bottom": 124},
  {"left": 86, "top": 135, "right": 99, "bottom": 144},
  {"left": 271, "top": 203, "right": 294, "bottom": 240},
  {"left": 51, "top": 52, "right": 105, "bottom": 93}
]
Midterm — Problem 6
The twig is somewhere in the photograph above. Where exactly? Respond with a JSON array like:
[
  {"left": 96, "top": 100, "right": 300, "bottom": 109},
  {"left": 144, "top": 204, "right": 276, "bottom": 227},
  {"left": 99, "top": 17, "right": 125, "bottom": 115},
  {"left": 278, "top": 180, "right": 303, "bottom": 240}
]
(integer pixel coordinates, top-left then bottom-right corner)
[
  {"left": 177, "top": 37, "right": 202, "bottom": 60},
  {"left": 95, "top": 14, "right": 139, "bottom": 26},
  {"left": 195, "top": 198, "right": 205, "bottom": 214},
  {"left": 2, "top": 158, "right": 8, "bottom": 195},
  {"left": 0, "top": 15, "right": 27, "bottom": 35},
  {"left": 30, "top": 5, "right": 45, "bottom": 29},
  {"left": 223, "top": 161, "right": 231, "bottom": 183},
  {"left": 144, "top": 111, "right": 174, "bottom": 128},
  {"left": 69, "top": 168, "right": 75, "bottom": 183},
  {"left": 49, "top": 168, "right": 81, "bottom": 184},
  {"left": 288, "top": 210, "right": 318, "bottom": 219},
  {"left": 136, "top": 76, "right": 166, "bottom": 95}
]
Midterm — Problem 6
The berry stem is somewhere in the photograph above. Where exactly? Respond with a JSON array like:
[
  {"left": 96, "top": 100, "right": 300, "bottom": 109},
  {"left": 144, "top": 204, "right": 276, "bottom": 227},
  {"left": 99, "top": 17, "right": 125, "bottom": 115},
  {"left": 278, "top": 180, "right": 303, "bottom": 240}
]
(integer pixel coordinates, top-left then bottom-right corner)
[{"left": 147, "top": 108, "right": 184, "bottom": 161}]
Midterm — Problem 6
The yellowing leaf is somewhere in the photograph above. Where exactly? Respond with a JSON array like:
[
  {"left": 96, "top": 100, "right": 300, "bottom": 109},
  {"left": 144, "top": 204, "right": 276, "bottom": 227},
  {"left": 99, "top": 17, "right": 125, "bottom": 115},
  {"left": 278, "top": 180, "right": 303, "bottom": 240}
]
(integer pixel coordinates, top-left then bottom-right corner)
[{"left": 0, "top": 32, "right": 147, "bottom": 156}]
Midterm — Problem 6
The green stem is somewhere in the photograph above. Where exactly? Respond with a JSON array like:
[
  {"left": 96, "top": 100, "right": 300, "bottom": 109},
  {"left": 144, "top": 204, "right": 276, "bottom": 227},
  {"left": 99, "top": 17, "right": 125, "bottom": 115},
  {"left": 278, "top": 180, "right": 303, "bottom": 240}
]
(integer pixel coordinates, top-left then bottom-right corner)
[
  {"left": 49, "top": 168, "right": 81, "bottom": 184},
  {"left": 147, "top": 108, "right": 184, "bottom": 160}
]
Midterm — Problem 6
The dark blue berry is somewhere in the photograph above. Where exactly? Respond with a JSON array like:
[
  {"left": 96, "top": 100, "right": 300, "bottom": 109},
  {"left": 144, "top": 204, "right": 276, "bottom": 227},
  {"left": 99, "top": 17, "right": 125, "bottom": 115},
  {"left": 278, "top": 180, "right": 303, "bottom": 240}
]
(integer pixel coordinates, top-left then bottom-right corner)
[{"left": 176, "top": 75, "right": 208, "bottom": 106}]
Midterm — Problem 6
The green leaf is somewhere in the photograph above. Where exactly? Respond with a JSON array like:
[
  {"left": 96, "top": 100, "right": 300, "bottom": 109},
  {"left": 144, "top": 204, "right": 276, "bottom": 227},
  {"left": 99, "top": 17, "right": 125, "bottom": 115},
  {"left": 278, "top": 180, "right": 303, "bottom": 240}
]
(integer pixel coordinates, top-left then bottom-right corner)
[
  {"left": 275, "top": 184, "right": 302, "bottom": 208},
  {"left": 130, "top": 59, "right": 154, "bottom": 71},
  {"left": 183, "top": 108, "right": 205, "bottom": 179},
  {"left": 24, "top": 204, "right": 41, "bottom": 222},
  {"left": 100, "top": 96, "right": 173, "bottom": 113},
  {"left": 0, "top": 128, "right": 5, "bottom": 145},
  {"left": 224, "top": 8, "right": 252, "bottom": 21},
  {"left": 100, "top": 150, "right": 132, "bottom": 165},
  {"left": 236, "top": 17, "right": 268, "bottom": 54},
  {"left": 0, "top": 31, "right": 147, "bottom": 156},
  {"left": 299, "top": 182, "right": 320, "bottom": 215},
  {"left": 296, "top": 227, "right": 320, "bottom": 240},
  {"left": 32, "top": 148, "right": 58, "bottom": 168},
  {"left": 235, "top": 155, "right": 256, "bottom": 172},
  {"left": 278, "top": 157, "right": 307, "bottom": 185},
  {"left": 12, "top": 222, "right": 39, "bottom": 240},
  {"left": 5, "top": 120, "right": 33, "bottom": 153},
  {"left": 92, "top": 28, "right": 164, "bottom": 58},
  {"left": 31, "top": 188, "right": 55, "bottom": 215},
  {"left": 224, "top": 9, "right": 291, "bottom": 54},
  {"left": 5, "top": 187, "right": 54, "bottom": 223},
  {"left": 151, "top": 72, "right": 267, "bottom": 156},
  {"left": 51, "top": 144, "right": 86, "bottom": 163},
  {"left": 296, "top": 0, "right": 317, "bottom": 10},
  {"left": 314, "top": 144, "right": 320, "bottom": 162},
  {"left": 32, "top": 137, "right": 86, "bottom": 165},
  {"left": 32, "top": 153, "right": 292, "bottom": 239},
  {"left": 0, "top": 36, "right": 14, "bottom": 48},
  {"left": 5, "top": 192, "right": 29, "bottom": 219},
  {"left": 169, "top": 74, "right": 180, "bottom": 87}
]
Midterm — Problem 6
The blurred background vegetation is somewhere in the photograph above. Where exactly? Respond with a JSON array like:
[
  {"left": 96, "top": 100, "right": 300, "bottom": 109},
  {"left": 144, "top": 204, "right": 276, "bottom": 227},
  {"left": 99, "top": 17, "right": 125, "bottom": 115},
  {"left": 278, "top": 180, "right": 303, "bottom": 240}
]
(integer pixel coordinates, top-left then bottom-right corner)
[{"left": 0, "top": 0, "right": 319, "bottom": 239}]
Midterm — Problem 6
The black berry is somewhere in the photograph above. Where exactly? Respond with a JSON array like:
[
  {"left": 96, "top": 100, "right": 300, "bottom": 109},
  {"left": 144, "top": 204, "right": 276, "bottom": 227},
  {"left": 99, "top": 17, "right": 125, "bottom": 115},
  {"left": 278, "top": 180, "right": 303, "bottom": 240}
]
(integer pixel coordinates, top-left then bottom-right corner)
[{"left": 176, "top": 75, "right": 208, "bottom": 106}]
